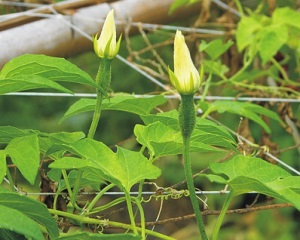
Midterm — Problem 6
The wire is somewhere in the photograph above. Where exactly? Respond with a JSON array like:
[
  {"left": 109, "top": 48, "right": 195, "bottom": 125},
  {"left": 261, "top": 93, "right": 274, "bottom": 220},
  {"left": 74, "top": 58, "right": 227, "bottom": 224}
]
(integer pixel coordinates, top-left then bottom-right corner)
[{"left": 4, "top": 92, "right": 300, "bottom": 103}]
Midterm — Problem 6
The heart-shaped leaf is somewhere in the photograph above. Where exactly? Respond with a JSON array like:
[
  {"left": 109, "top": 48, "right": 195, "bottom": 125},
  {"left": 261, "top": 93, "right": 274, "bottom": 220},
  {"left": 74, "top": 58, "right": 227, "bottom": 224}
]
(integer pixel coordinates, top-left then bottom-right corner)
[
  {"left": 202, "top": 155, "right": 300, "bottom": 210},
  {"left": 49, "top": 139, "right": 161, "bottom": 191}
]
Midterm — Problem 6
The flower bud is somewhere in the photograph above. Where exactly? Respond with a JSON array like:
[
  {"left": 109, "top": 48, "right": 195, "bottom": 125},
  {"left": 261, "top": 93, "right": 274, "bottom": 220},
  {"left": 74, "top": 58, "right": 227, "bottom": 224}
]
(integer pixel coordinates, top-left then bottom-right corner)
[
  {"left": 168, "top": 30, "right": 202, "bottom": 94},
  {"left": 93, "top": 9, "right": 122, "bottom": 59}
]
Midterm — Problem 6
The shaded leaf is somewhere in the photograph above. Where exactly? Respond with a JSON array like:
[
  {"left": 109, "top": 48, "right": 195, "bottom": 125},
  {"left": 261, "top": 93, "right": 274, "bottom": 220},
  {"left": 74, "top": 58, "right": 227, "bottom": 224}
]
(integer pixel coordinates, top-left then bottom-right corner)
[
  {"left": 0, "top": 205, "right": 44, "bottom": 240},
  {"left": 0, "top": 75, "right": 72, "bottom": 95},
  {"left": 0, "top": 191, "right": 59, "bottom": 238},
  {"left": 60, "top": 95, "right": 166, "bottom": 123},
  {"left": 5, "top": 134, "right": 40, "bottom": 185},
  {"left": 0, "top": 150, "right": 6, "bottom": 183},
  {"left": 0, "top": 126, "right": 33, "bottom": 144}
]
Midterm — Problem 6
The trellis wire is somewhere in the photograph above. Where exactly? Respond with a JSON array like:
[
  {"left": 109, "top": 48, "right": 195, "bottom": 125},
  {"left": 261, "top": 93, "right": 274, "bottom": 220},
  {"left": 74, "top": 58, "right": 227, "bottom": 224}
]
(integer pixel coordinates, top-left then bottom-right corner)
[
  {"left": 5, "top": 92, "right": 300, "bottom": 103},
  {"left": 1, "top": 0, "right": 299, "bottom": 200}
]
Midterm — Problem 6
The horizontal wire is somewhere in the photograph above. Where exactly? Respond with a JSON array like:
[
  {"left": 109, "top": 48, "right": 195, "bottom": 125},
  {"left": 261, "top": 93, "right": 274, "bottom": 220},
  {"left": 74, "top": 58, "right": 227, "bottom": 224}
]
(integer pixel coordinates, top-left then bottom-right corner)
[
  {"left": 4, "top": 92, "right": 300, "bottom": 103},
  {"left": 16, "top": 189, "right": 257, "bottom": 196}
]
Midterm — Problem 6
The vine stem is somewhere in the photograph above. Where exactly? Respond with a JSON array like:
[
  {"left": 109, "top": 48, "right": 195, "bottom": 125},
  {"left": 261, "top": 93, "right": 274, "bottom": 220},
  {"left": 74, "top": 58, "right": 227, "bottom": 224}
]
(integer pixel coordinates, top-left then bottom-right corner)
[
  {"left": 212, "top": 190, "right": 234, "bottom": 240},
  {"left": 88, "top": 58, "right": 112, "bottom": 139},
  {"left": 48, "top": 209, "right": 175, "bottom": 240},
  {"left": 85, "top": 183, "right": 116, "bottom": 213},
  {"left": 124, "top": 190, "right": 138, "bottom": 235},
  {"left": 180, "top": 94, "right": 208, "bottom": 240},
  {"left": 69, "top": 59, "right": 112, "bottom": 210}
]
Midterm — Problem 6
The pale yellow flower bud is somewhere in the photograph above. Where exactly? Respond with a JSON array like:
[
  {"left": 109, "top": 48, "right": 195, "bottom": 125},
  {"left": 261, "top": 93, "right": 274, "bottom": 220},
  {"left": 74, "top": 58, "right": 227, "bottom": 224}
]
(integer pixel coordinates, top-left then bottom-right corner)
[
  {"left": 93, "top": 9, "right": 122, "bottom": 59},
  {"left": 168, "top": 30, "right": 202, "bottom": 94}
]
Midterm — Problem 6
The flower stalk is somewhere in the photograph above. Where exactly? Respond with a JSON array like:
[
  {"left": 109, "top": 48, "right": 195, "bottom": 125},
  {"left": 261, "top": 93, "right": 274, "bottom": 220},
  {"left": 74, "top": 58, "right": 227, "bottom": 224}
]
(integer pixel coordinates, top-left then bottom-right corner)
[{"left": 169, "top": 30, "right": 207, "bottom": 239}]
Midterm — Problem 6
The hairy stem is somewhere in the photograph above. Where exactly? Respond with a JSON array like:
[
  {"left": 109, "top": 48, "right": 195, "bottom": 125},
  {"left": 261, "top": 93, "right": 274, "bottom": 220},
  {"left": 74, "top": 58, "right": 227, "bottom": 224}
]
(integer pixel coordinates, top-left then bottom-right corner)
[
  {"left": 180, "top": 94, "right": 208, "bottom": 239},
  {"left": 88, "top": 58, "right": 112, "bottom": 139}
]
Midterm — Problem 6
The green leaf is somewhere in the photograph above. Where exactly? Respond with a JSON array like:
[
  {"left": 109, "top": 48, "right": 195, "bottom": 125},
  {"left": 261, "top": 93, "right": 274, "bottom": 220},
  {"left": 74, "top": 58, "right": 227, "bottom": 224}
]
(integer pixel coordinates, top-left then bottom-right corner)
[
  {"left": 134, "top": 122, "right": 183, "bottom": 158},
  {"left": 57, "top": 170, "right": 105, "bottom": 191},
  {"left": 140, "top": 110, "right": 236, "bottom": 153},
  {"left": 0, "top": 204, "right": 44, "bottom": 240},
  {"left": 48, "top": 131, "right": 86, "bottom": 144},
  {"left": 207, "top": 155, "right": 300, "bottom": 210},
  {"left": 0, "top": 54, "right": 98, "bottom": 89},
  {"left": 49, "top": 139, "right": 161, "bottom": 191},
  {"left": 236, "top": 16, "right": 264, "bottom": 51},
  {"left": 202, "top": 60, "right": 229, "bottom": 76},
  {"left": 0, "top": 126, "right": 33, "bottom": 144},
  {"left": 60, "top": 95, "right": 166, "bottom": 123},
  {"left": 57, "top": 232, "right": 141, "bottom": 239},
  {"left": 0, "top": 75, "right": 72, "bottom": 94},
  {"left": 0, "top": 150, "right": 6, "bottom": 183},
  {"left": 259, "top": 24, "right": 288, "bottom": 64},
  {"left": 0, "top": 192, "right": 59, "bottom": 238},
  {"left": 204, "top": 101, "right": 284, "bottom": 133},
  {"left": 134, "top": 120, "right": 235, "bottom": 158},
  {"left": 5, "top": 134, "right": 40, "bottom": 185},
  {"left": 272, "top": 7, "right": 300, "bottom": 30},
  {"left": 113, "top": 147, "right": 161, "bottom": 191},
  {"left": 200, "top": 39, "right": 234, "bottom": 60}
]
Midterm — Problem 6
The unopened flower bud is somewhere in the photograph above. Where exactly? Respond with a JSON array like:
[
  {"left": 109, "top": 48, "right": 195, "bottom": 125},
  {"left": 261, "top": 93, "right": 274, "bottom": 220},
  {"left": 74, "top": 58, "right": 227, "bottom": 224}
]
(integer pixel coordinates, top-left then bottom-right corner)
[
  {"left": 93, "top": 9, "right": 122, "bottom": 59},
  {"left": 168, "top": 30, "right": 202, "bottom": 94}
]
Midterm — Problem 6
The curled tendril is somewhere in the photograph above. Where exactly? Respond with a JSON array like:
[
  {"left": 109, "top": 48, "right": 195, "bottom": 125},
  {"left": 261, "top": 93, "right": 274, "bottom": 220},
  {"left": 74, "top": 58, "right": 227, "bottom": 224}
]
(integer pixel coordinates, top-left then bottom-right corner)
[{"left": 141, "top": 187, "right": 190, "bottom": 203}]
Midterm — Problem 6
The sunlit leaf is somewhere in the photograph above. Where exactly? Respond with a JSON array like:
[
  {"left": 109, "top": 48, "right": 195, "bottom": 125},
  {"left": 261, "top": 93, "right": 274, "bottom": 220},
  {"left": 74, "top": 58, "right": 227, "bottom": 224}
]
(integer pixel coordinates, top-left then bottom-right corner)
[
  {"left": 134, "top": 120, "right": 235, "bottom": 158},
  {"left": 259, "top": 24, "right": 288, "bottom": 64},
  {"left": 236, "top": 16, "right": 264, "bottom": 51},
  {"left": 202, "top": 155, "right": 300, "bottom": 210},
  {"left": 5, "top": 134, "right": 40, "bottom": 185},
  {"left": 203, "top": 101, "right": 284, "bottom": 133},
  {"left": 49, "top": 139, "right": 161, "bottom": 191},
  {"left": 0, "top": 54, "right": 98, "bottom": 89},
  {"left": 272, "top": 7, "right": 300, "bottom": 29},
  {"left": 202, "top": 60, "right": 229, "bottom": 76},
  {"left": 200, "top": 39, "right": 234, "bottom": 60}
]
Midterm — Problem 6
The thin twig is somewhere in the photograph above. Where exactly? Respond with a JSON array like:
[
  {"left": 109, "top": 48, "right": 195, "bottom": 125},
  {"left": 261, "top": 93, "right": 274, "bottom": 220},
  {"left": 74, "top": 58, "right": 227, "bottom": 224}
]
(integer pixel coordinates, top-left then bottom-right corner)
[{"left": 136, "top": 203, "right": 292, "bottom": 227}]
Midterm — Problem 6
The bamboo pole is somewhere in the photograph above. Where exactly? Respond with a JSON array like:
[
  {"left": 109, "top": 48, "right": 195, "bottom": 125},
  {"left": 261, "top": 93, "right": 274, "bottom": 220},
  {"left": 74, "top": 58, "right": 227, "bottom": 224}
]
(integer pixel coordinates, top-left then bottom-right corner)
[{"left": 0, "top": 0, "right": 200, "bottom": 68}]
